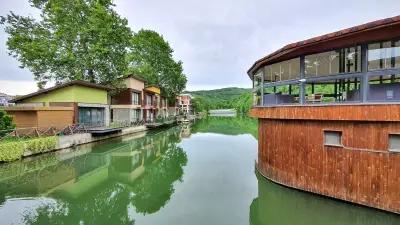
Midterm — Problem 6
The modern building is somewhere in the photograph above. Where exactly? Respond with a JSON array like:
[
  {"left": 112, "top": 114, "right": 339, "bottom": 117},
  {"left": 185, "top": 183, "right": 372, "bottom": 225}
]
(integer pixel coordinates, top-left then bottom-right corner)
[
  {"left": 178, "top": 94, "right": 193, "bottom": 115},
  {"left": 6, "top": 80, "right": 111, "bottom": 128},
  {"left": 248, "top": 15, "right": 400, "bottom": 213},
  {"left": 111, "top": 75, "right": 146, "bottom": 124}
]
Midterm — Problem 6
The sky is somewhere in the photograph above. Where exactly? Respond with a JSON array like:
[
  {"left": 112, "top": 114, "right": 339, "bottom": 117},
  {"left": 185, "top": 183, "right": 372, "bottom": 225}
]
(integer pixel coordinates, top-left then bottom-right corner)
[{"left": 0, "top": 0, "right": 399, "bottom": 95}]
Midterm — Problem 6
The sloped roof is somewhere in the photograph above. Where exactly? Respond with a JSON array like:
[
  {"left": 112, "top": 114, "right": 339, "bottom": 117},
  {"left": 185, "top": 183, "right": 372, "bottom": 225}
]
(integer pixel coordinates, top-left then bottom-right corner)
[
  {"left": 248, "top": 15, "right": 400, "bottom": 78},
  {"left": 12, "top": 80, "right": 112, "bottom": 103}
]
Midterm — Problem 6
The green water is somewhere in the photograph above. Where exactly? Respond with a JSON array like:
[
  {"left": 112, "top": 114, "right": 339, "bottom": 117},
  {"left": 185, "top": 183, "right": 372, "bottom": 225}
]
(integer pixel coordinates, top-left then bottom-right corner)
[{"left": 0, "top": 117, "right": 399, "bottom": 225}]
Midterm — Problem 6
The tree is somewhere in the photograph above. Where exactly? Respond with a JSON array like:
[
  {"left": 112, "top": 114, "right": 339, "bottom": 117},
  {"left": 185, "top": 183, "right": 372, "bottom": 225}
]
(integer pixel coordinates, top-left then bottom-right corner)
[
  {"left": 1, "top": 0, "right": 132, "bottom": 86},
  {"left": 127, "top": 29, "right": 187, "bottom": 100},
  {"left": 0, "top": 110, "right": 15, "bottom": 136}
]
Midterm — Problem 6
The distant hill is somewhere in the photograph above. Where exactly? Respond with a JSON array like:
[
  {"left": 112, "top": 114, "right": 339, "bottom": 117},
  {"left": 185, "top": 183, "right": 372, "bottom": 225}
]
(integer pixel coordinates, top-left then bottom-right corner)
[
  {"left": 184, "top": 87, "right": 252, "bottom": 113},
  {"left": 185, "top": 87, "right": 251, "bottom": 102}
]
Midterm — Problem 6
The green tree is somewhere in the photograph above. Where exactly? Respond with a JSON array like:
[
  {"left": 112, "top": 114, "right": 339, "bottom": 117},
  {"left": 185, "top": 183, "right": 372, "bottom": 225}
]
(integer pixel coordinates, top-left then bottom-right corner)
[
  {"left": 1, "top": 0, "right": 132, "bottom": 87},
  {"left": 127, "top": 29, "right": 187, "bottom": 100},
  {"left": 0, "top": 110, "right": 15, "bottom": 136}
]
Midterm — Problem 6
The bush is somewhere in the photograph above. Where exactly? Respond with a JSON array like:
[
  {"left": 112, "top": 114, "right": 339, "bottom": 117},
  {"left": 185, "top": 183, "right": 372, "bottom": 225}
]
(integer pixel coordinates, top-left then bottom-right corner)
[
  {"left": 25, "top": 136, "right": 57, "bottom": 154},
  {"left": 0, "top": 141, "right": 25, "bottom": 162},
  {"left": 0, "top": 136, "right": 58, "bottom": 162},
  {"left": 0, "top": 110, "right": 15, "bottom": 137}
]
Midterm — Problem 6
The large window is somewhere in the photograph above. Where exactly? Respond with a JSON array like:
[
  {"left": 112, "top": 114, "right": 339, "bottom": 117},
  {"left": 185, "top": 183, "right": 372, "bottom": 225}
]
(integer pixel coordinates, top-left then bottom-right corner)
[
  {"left": 264, "top": 58, "right": 300, "bottom": 82},
  {"left": 263, "top": 84, "right": 300, "bottom": 105},
  {"left": 132, "top": 92, "right": 140, "bottom": 105},
  {"left": 368, "top": 40, "right": 400, "bottom": 71},
  {"left": 368, "top": 74, "right": 400, "bottom": 101},
  {"left": 305, "top": 77, "right": 361, "bottom": 103},
  {"left": 78, "top": 107, "right": 105, "bottom": 127},
  {"left": 131, "top": 109, "right": 141, "bottom": 122},
  {"left": 305, "top": 46, "right": 361, "bottom": 77},
  {"left": 253, "top": 71, "right": 263, "bottom": 89},
  {"left": 145, "top": 95, "right": 152, "bottom": 106}
]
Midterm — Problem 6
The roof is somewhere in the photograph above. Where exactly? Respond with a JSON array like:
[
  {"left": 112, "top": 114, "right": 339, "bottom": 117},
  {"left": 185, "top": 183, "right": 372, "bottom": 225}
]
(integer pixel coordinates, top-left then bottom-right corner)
[
  {"left": 248, "top": 15, "right": 400, "bottom": 78},
  {"left": 125, "top": 74, "right": 147, "bottom": 83},
  {"left": 12, "top": 80, "right": 112, "bottom": 103}
]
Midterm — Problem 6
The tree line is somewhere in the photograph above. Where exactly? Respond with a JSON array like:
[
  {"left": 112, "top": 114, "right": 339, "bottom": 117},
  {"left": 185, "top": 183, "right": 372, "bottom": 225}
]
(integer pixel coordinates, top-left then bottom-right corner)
[{"left": 0, "top": 0, "right": 187, "bottom": 100}]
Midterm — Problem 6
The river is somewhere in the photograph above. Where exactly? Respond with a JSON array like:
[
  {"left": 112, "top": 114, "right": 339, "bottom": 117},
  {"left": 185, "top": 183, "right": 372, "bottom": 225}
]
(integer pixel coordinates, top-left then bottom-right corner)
[{"left": 0, "top": 117, "right": 399, "bottom": 225}]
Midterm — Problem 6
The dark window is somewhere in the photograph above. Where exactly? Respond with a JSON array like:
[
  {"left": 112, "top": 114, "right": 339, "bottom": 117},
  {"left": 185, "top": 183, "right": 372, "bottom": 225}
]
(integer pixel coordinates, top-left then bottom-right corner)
[
  {"left": 389, "top": 134, "right": 400, "bottom": 152},
  {"left": 132, "top": 92, "right": 140, "bottom": 105},
  {"left": 78, "top": 107, "right": 105, "bottom": 127},
  {"left": 324, "top": 131, "right": 343, "bottom": 147}
]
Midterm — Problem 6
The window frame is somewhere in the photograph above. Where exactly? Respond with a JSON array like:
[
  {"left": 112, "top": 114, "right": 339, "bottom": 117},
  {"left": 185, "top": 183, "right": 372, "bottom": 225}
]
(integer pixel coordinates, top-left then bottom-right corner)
[{"left": 323, "top": 130, "right": 343, "bottom": 147}]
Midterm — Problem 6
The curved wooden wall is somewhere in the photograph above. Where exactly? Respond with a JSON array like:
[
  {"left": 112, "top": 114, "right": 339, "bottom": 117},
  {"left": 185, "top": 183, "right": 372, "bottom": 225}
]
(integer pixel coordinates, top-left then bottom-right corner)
[{"left": 251, "top": 105, "right": 400, "bottom": 213}]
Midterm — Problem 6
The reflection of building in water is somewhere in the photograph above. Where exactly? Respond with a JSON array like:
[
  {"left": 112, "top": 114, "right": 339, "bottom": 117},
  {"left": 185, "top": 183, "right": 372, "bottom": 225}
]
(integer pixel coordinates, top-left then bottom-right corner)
[
  {"left": 0, "top": 127, "right": 182, "bottom": 200},
  {"left": 180, "top": 124, "right": 192, "bottom": 138},
  {"left": 250, "top": 173, "right": 400, "bottom": 225}
]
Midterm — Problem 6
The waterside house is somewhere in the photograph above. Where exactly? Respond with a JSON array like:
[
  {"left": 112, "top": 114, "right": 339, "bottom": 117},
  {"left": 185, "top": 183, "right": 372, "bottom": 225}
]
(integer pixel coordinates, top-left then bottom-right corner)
[
  {"left": 178, "top": 94, "right": 194, "bottom": 115},
  {"left": 248, "top": 15, "right": 400, "bottom": 213},
  {"left": 5, "top": 80, "right": 111, "bottom": 129},
  {"left": 111, "top": 75, "right": 147, "bottom": 124}
]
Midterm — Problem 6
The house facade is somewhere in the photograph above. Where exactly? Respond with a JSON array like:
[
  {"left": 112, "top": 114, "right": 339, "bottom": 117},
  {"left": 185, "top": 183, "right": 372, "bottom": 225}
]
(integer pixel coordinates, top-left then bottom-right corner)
[
  {"left": 111, "top": 75, "right": 146, "bottom": 124},
  {"left": 111, "top": 76, "right": 173, "bottom": 124},
  {"left": 6, "top": 80, "right": 111, "bottom": 128},
  {"left": 178, "top": 94, "right": 193, "bottom": 115}
]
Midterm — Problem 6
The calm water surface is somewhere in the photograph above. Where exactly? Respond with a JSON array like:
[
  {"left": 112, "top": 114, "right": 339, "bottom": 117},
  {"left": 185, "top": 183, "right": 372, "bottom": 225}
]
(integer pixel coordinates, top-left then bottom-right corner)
[{"left": 0, "top": 117, "right": 399, "bottom": 225}]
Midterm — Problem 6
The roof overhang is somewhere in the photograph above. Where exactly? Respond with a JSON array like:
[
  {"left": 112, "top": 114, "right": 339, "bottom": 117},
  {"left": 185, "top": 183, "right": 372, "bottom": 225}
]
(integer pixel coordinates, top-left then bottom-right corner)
[{"left": 247, "top": 15, "right": 400, "bottom": 79}]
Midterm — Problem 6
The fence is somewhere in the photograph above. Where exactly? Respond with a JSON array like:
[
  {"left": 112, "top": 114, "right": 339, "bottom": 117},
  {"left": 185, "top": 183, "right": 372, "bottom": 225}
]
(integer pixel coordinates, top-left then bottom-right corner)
[{"left": 0, "top": 124, "right": 88, "bottom": 141}]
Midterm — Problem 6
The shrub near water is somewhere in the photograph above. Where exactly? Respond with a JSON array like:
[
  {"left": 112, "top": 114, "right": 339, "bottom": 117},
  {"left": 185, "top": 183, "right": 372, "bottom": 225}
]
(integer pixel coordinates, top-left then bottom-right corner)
[
  {"left": 0, "top": 136, "right": 58, "bottom": 162},
  {"left": 0, "top": 141, "right": 25, "bottom": 162}
]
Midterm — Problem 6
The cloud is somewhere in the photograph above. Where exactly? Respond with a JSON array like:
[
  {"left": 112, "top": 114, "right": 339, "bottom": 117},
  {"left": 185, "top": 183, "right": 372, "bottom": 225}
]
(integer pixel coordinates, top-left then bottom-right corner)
[{"left": 0, "top": 0, "right": 399, "bottom": 92}]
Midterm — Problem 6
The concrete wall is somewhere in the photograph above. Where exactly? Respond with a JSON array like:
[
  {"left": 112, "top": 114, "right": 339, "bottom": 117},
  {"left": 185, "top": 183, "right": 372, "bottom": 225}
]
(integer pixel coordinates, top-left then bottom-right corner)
[
  {"left": 125, "top": 77, "right": 145, "bottom": 91},
  {"left": 56, "top": 126, "right": 148, "bottom": 151},
  {"left": 113, "top": 108, "right": 131, "bottom": 122}
]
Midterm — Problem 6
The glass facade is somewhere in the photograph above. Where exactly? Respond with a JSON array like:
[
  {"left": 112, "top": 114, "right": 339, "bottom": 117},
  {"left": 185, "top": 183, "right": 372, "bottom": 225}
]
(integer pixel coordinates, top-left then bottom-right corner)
[
  {"left": 305, "top": 78, "right": 361, "bottom": 103},
  {"left": 368, "top": 74, "right": 400, "bottom": 101},
  {"left": 368, "top": 40, "right": 400, "bottom": 71},
  {"left": 78, "top": 107, "right": 105, "bottom": 127},
  {"left": 264, "top": 58, "right": 300, "bottom": 82},
  {"left": 305, "top": 46, "right": 361, "bottom": 77},
  {"left": 263, "top": 84, "right": 300, "bottom": 105},
  {"left": 252, "top": 39, "right": 400, "bottom": 106}
]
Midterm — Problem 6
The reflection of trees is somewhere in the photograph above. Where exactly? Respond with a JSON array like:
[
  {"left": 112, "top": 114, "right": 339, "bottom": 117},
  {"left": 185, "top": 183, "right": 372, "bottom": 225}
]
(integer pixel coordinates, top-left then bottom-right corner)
[
  {"left": 19, "top": 126, "right": 187, "bottom": 224},
  {"left": 131, "top": 143, "right": 187, "bottom": 214},
  {"left": 191, "top": 116, "right": 258, "bottom": 139},
  {"left": 23, "top": 182, "right": 134, "bottom": 225},
  {"left": 250, "top": 173, "right": 400, "bottom": 225}
]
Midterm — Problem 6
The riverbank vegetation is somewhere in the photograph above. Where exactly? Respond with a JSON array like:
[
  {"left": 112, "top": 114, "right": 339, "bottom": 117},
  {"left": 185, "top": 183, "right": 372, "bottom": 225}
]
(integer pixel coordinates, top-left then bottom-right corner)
[
  {"left": 0, "top": 136, "right": 57, "bottom": 162},
  {"left": 0, "top": 110, "right": 15, "bottom": 137}
]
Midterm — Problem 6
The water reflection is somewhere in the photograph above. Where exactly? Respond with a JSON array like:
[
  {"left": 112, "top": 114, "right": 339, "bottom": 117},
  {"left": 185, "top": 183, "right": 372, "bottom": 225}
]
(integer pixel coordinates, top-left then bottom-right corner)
[
  {"left": 250, "top": 172, "right": 400, "bottom": 225},
  {"left": 191, "top": 116, "right": 258, "bottom": 138},
  {"left": 0, "top": 127, "right": 187, "bottom": 225}
]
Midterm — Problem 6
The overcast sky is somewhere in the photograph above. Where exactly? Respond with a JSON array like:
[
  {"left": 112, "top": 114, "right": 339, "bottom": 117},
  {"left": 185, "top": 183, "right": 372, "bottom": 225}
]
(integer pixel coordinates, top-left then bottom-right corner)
[{"left": 0, "top": 0, "right": 399, "bottom": 95}]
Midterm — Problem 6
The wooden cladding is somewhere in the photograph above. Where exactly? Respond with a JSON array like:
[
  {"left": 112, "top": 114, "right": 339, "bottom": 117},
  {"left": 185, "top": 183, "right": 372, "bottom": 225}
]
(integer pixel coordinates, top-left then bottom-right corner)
[
  {"left": 255, "top": 105, "right": 400, "bottom": 213},
  {"left": 251, "top": 104, "right": 400, "bottom": 122}
]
